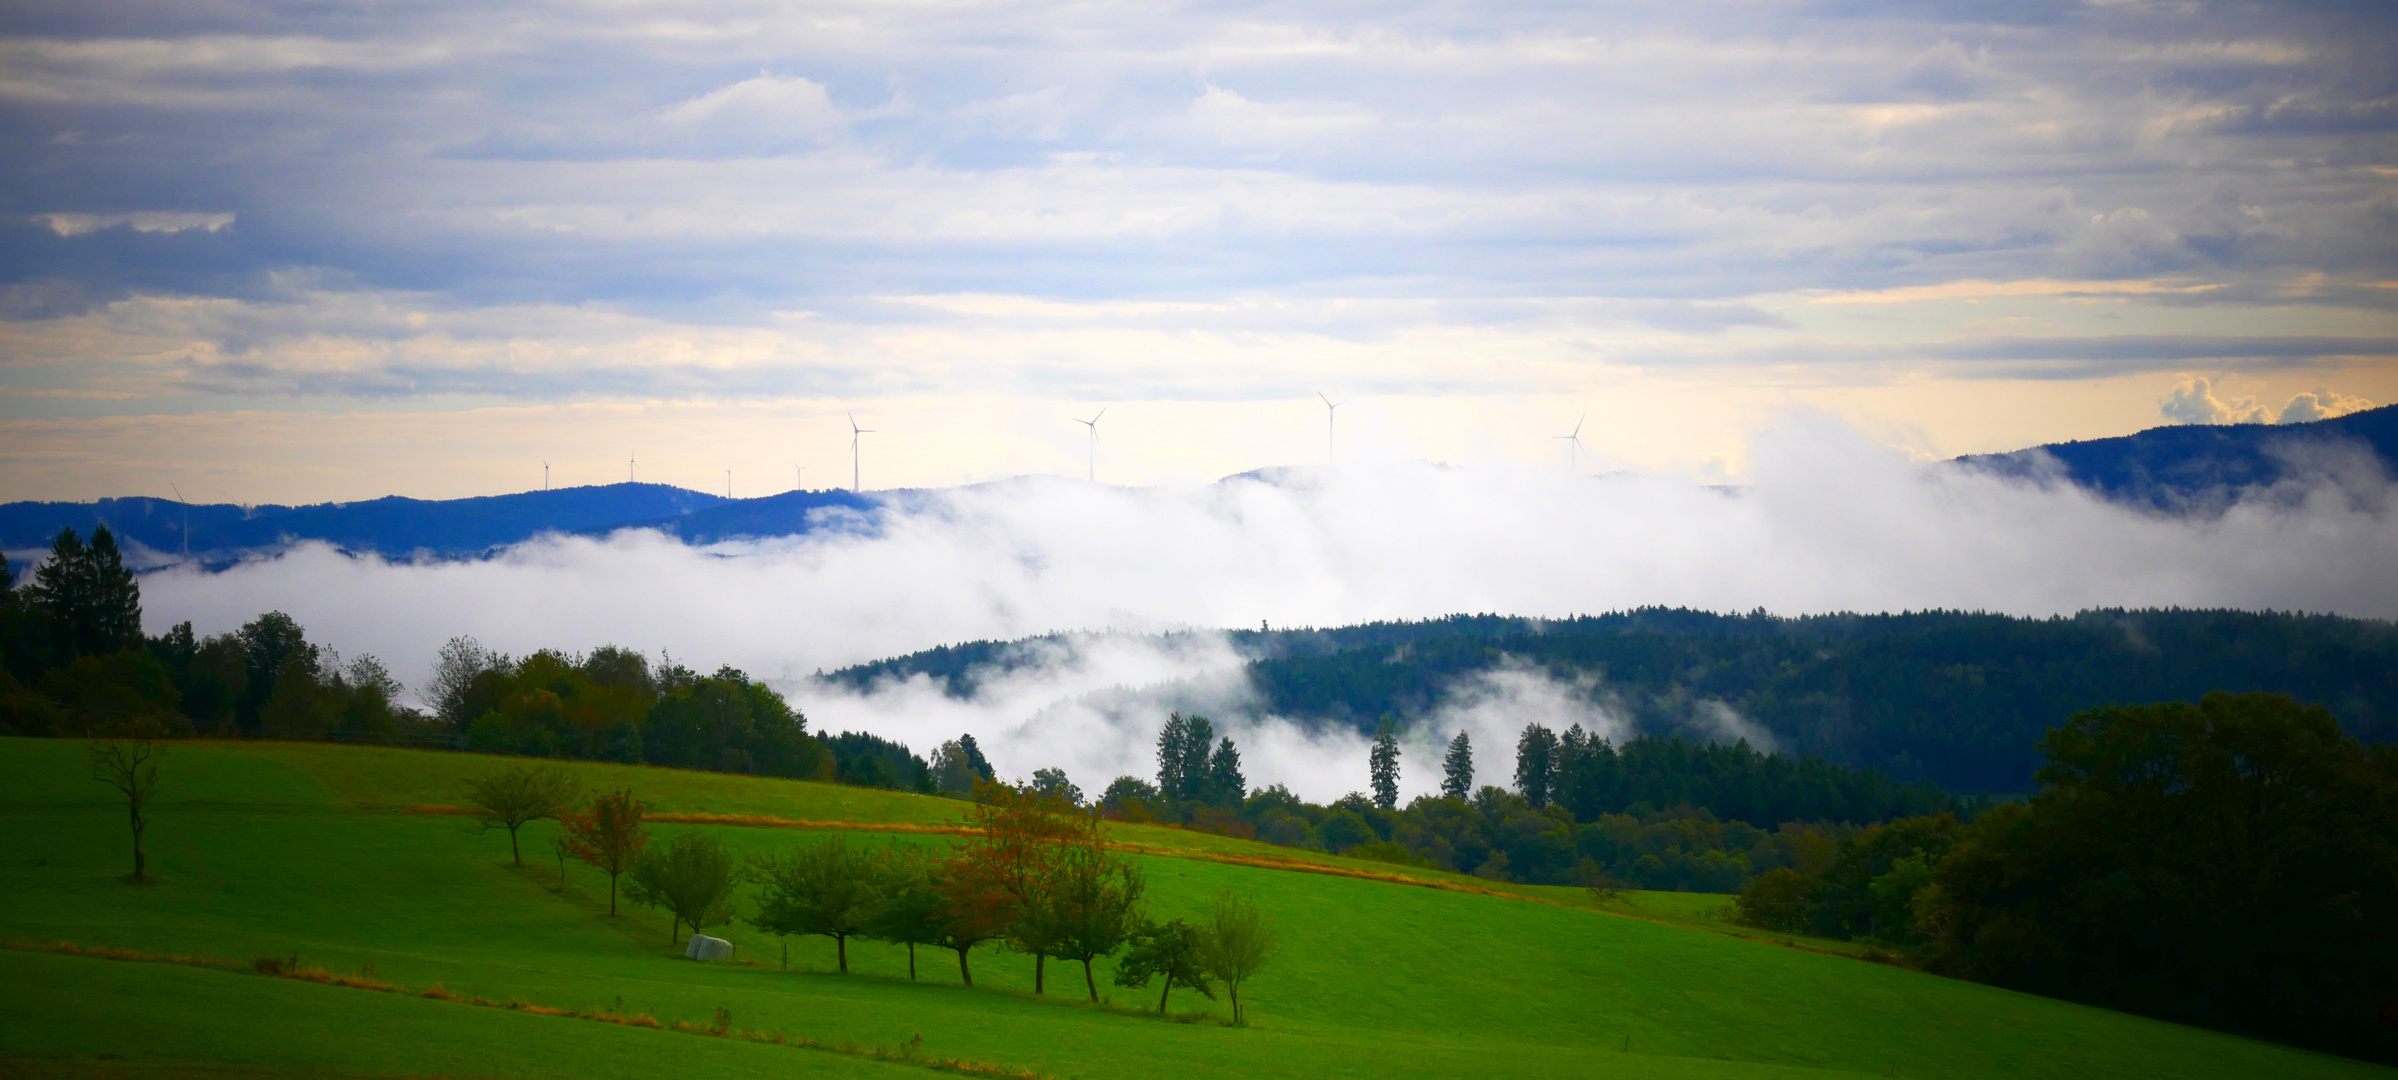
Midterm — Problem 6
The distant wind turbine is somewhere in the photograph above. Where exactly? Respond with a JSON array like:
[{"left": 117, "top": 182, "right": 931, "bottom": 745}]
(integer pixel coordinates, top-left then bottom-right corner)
[
  {"left": 848, "top": 413, "right": 875, "bottom": 493},
  {"left": 1318, "top": 392, "right": 1347, "bottom": 464},
  {"left": 628, "top": 452, "right": 636, "bottom": 484},
  {"left": 169, "top": 483, "right": 190, "bottom": 561},
  {"left": 794, "top": 464, "right": 805, "bottom": 492},
  {"left": 1074, "top": 408, "right": 1106, "bottom": 482},
  {"left": 542, "top": 460, "right": 550, "bottom": 491},
  {"left": 1555, "top": 414, "right": 1587, "bottom": 473},
  {"left": 726, "top": 469, "right": 732, "bottom": 498}
]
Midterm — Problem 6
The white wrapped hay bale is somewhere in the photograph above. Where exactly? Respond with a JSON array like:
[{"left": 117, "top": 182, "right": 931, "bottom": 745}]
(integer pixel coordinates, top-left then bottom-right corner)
[{"left": 684, "top": 934, "right": 733, "bottom": 961}]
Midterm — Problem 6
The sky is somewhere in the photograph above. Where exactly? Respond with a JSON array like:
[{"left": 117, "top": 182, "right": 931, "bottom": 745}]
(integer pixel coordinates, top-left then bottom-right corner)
[{"left": 3, "top": 0, "right": 2395, "bottom": 504}]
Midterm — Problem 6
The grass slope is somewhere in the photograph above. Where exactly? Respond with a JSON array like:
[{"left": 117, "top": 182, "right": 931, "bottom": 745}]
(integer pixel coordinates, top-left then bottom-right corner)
[{"left": 0, "top": 739, "right": 2386, "bottom": 1080}]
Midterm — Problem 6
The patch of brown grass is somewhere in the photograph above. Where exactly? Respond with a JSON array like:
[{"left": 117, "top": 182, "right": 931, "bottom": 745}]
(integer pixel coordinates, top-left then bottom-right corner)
[{"left": 5, "top": 938, "right": 240, "bottom": 971}]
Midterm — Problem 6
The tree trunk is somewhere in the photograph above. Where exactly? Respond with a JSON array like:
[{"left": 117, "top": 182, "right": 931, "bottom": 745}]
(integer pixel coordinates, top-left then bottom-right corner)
[
  {"left": 1158, "top": 973, "right": 1173, "bottom": 1013},
  {"left": 129, "top": 807, "right": 146, "bottom": 880},
  {"left": 781, "top": 938, "right": 788, "bottom": 970},
  {"left": 906, "top": 942, "right": 917, "bottom": 981},
  {"left": 671, "top": 916, "right": 681, "bottom": 946},
  {"left": 1034, "top": 952, "right": 1045, "bottom": 994},
  {"left": 509, "top": 825, "right": 523, "bottom": 866},
  {"left": 836, "top": 933, "right": 848, "bottom": 974},
  {"left": 1082, "top": 958, "right": 1098, "bottom": 1002},
  {"left": 955, "top": 946, "right": 973, "bottom": 987},
  {"left": 1229, "top": 982, "right": 1240, "bottom": 1024}
]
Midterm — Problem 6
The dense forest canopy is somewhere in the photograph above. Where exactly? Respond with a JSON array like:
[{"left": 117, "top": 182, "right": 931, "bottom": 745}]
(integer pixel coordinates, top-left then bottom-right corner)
[{"left": 830, "top": 607, "right": 2398, "bottom": 793}]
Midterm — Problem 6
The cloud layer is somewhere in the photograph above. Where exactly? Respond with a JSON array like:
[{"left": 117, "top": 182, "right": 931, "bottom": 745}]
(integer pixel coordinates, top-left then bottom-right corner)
[{"left": 2, "top": 0, "right": 2393, "bottom": 485}]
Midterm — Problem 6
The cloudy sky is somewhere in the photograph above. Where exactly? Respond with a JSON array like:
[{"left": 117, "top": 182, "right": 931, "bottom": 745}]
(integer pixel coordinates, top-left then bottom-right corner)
[{"left": 3, "top": 0, "right": 2394, "bottom": 503}]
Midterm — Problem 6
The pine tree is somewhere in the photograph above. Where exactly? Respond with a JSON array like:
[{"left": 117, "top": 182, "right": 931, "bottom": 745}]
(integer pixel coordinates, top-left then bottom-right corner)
[
  {"left": 1515, "top": 723, "right": 1558, "bottom": 808},
  {"left": 86, "top": 527, "right": 141, "bottom": 653},
  {"left": 1368, "top": 718, "right": 1401, "bottom": 810},
  {"left": 1441, "top": 730, "right": 1474, "bottom": 800},
  {"left": 30, "top": 528, "right": 92, "bottom": 658}
]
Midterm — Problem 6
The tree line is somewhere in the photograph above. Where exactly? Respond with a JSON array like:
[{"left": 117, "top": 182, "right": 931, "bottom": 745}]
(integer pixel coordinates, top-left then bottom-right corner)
[
  {"left": 1731, "top": 692, "right": 2398, "bottom": 1066},
  {"left": 466, "top": 766, "right": 1276, "bottom": 1021}
]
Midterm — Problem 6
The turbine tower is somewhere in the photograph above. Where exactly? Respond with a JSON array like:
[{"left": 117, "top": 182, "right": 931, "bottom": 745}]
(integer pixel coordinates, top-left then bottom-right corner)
[
  {"left": 542, "top": 460, "right": 550, "bottom": 491},
  {"left": 848, "top": 413, "right": 875, "bottom": 493},
  {"left": 1554, "top": 414, "right": 1587, "bottom": 473},
  {"left": 1318, "top": 392, "right": 1347, "bottom": 464},
  {"left": 628, "top": 451, "right": 636, "bottom": 484},
  {"left": 1074, "top": 408, "right": 1106, "bottom": 482},
  {"left": 794, "top": 464, "right": 805, "bottom": 492},
  {"left": 726, "top": 469, "right": 732, "bottom": 498},
  {"left": 169, "top": 483, "right": 190, "bottom": 561}
]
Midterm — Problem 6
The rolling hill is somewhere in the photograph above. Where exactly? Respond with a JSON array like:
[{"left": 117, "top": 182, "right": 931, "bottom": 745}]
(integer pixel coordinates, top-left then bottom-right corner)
[{"left": 3, "top": 738, "right": 2384, "bottom": 1080}]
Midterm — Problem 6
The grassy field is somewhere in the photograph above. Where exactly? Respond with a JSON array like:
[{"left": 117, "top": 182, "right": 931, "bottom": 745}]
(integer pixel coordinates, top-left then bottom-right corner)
[{"left": 1, "top": 738, "right": 2387, "bottom": 1080}]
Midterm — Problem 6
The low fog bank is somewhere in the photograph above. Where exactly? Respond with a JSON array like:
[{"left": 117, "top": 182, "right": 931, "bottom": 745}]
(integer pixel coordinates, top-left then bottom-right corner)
[{"left": 140, "top": 415, "right": 2398, "bottom": 799}]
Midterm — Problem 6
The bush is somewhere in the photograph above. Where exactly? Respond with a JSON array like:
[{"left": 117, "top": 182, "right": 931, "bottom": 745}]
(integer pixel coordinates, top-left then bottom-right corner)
[{"left": 1735, "top": 867, "right": 1818, "bottom": 932}]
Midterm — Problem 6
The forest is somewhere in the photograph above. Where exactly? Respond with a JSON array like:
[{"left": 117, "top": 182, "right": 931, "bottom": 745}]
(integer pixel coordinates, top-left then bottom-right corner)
[{"left": 834, "top": 607, "right": 2398, "bottom": 793}]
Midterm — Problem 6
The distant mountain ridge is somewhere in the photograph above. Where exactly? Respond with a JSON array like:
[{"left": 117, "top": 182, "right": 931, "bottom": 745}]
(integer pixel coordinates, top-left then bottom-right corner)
[
  {"left": 5, "top": 406, "right": 2391, "bottom": 564},
  {"left": 1956, "top": 403, "right": 2396, "bottom": 509},
  {"left": 0, "top": 483, "right": 730, "bottom": 565}
]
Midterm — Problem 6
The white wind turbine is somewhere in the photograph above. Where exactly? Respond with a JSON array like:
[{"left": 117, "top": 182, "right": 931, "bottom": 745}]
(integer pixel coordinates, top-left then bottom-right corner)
[
  {"left": 848, "top": 413, "right": 875, "bottom": 493},
  {"left": 1555, "top": 414, "right": 1587, "bottom": 473},
  {"left": 1074, "top": 408, "right": 1106, "bottom": 482},
  {"left": 1318, "top": 392, "right": 1347, "bottom": 464}
]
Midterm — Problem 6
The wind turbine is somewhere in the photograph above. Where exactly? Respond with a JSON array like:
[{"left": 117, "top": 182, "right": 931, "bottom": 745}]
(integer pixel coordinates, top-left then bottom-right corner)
[
  {"left": 1318, "top": 392, "right": 1347, "bottom": 464},
  {"left": 1554, "top": 414, "right": 1587, "bottom": 473},
  {"left": 628, "top": 451, "right": 637, "bottom": 484},
  {"left": 848, "top": 413, "right": 875, "bottom": 493},
  {"left": 169, "top": 483, "right": 190, "bottom": 561},
  {"left": 1074, "top": 408, "right": 1106, "bottom": 482},
  {"left": 794, "top": 464, "right": 805, "bottom": 492},
  {"left": 542, "top": 460, "right": 550, "bottom": 491},
  {"left": 725, "top": 469, "right": 732, "bottom": 498}
]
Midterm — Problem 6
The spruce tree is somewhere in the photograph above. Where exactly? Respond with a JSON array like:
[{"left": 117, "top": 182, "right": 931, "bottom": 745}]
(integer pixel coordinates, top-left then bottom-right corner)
[
  {"left": 1155, "top": 713, "right": 1190, "bottom": 800},
  {"left": 31, "top": 528, "right": 92, "bottom": 658},
  {"left": 1515, "top": 723, "right": 1558, "bottom": 808},
  {"left": 1206, "top": 736, "right": 1245, "bottom": 806},
  {"left": 1368, "top": 718, "right": 1400, "bottom": 810},
  {"left": 86, "top": 527, "right": 142, "bottom": 653},
  {"left": 1441, "top": 730, "right": 1473, "bottom": 800}
]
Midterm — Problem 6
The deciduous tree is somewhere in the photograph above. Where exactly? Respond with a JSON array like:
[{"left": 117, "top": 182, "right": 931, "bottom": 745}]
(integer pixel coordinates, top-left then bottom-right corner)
[
  {"left": 90, "top": 737, "right": 163, "bottom": 881},
  {"left": 1197, "top": 890, "right": 1275, "bottom": 1025},
  {"left": 1114, "top": 918, "right": 1214, "bottom": 1013},
  {"left": 748, "top": 835, "right": 884, "bottom": 973},
  {"left": 561, "top": 787, "right": 648, "bottom": 914},
  {"left": 1046, "top": 834, "right": 1146, "bottom": 1001},
  {"left": 627, "top": 829, "right": 737, "bottom": 946},
  {"left": 463, "top": 761, "right": 581, "bottom": 866}
]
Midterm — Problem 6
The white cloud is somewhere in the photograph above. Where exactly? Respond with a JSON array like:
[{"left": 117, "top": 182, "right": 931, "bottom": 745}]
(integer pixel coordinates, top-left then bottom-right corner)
[
  {"left": 2278, "top": 389, "right": 2376, "bottom": 424},
  {"left": 2161, "top": 375, "right": 2269, "bottom": 425},
  {"left": 38, "top": 212, "right": 235, "bottom": 236}
]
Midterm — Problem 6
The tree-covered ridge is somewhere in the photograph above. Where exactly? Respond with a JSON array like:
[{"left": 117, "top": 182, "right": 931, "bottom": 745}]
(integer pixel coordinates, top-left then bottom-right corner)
[{"left": 1242, "top": 608, "right": 2398, "bottom": 793}]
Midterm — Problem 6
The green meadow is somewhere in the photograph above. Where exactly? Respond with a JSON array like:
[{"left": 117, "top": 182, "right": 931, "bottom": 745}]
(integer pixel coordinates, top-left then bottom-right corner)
[{"left": 1, "top": 738, "right": 2386, "bottom": 1080}]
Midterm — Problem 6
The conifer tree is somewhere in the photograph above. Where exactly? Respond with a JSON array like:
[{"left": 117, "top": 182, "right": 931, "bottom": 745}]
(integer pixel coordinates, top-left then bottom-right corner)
[
  {"left": 1206, "top": 735, "right": 1245, "bottom": 806},
  {"left": 1441, "top": 730, "right": 1474, "bottom": 800},
  {"left": 1515, "top": 723, "right": 1558, "bottom": 809},
  {"left": 1368, "top": 719, "right": 1400, "bottom": 810}
]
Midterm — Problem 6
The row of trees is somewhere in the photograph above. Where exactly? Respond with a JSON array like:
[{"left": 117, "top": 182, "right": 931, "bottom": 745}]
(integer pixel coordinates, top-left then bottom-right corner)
[
  {"left": 465, "top": 766, "right": 1276, "bottom": 1020},
  {"left": 1734, "top": 693, "right": 2398, "bottom": 1065}
]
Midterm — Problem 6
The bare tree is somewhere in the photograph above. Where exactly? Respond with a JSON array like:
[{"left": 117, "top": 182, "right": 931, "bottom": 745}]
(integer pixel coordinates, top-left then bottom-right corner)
[
  {"left": 427, "top": 635, "right": 506, "bottom": 730},
  {"left": 464, "top": 762, "right": 581, "bottom": 866},
  {"left": 90, "top": 739, "right": 164, "bottom": 881}
]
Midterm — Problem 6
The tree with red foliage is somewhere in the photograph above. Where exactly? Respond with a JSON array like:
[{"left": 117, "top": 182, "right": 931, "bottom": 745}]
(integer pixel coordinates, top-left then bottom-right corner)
[{"left": 561, "top": 787, "right": 647, "bottom": 915}]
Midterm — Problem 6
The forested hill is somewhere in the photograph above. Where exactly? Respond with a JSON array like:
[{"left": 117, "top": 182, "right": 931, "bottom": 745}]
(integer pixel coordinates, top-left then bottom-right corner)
[
  {"left": 827, "top": 608, "right": 2398, "bottom": 795},
  {"left": 1955, "top": 402, "right": 2397, "bottom": 510},
  {"left": 0, "top": 483, "right": 887, "bottom": 564}
]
